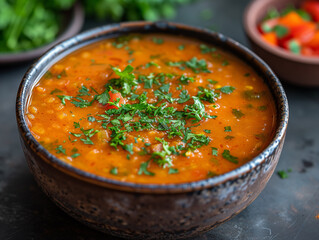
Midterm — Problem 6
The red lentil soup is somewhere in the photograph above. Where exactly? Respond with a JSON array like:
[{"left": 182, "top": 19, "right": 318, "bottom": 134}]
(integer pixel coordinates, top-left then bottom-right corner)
[{"left": 26, "top": 34, "right": 277, "bottom": 184}]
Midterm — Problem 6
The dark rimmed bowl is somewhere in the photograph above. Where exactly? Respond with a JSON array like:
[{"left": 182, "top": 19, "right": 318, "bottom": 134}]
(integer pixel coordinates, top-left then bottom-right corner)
[
  {"left": 244, "top": 0, "right": 319, "bottom": 87},
  {"left": 16, "top": 21, "right": 289, "bottom": 239},
  {"left": 0, "top": 2, "right": 84, "bottom": 65}
]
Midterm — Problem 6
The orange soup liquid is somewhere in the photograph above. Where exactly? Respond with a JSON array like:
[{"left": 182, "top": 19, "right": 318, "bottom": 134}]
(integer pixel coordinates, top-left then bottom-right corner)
[{"left": 26, "top": 34, "right": 276, "bottom": 184}]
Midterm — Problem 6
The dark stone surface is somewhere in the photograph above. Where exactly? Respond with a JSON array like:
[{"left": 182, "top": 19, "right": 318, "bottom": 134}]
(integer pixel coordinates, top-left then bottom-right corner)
[{"left": 1, "top": 0, "right": 319, "bottom": 239}]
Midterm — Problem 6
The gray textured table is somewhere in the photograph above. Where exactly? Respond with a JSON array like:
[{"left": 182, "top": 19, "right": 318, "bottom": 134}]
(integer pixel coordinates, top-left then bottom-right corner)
[{"left": 1, "top": 0, "right": 319, "bottom": 239}]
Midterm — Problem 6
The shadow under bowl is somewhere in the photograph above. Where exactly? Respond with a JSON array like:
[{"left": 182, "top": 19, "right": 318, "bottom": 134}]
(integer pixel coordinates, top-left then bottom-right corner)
[
  {"left": 16, "top": 21, "right": 289, "bottom": 239},
  {"left": 244, "top": 0, "right": 319, "bottom": 87}
]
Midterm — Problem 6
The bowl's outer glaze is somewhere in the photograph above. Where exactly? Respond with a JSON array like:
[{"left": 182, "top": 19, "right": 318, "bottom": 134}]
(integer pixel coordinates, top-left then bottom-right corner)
[
  {"left": 16, "top": 22, "right": 289, "bottom": 239},
  {"left": 244, "top": 0, "right": 319, "bottom": 87}
]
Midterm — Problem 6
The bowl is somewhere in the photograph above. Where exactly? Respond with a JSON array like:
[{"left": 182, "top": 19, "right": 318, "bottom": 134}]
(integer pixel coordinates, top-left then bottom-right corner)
[
  {"left": 243, "top": 0, "right": 319, "bottom": 87},
  {"left": 16, "top": 21, "right": 289, "bottom": 239},
  {"left": 0, "top": 2, "right": 84, "bottom": 65}
]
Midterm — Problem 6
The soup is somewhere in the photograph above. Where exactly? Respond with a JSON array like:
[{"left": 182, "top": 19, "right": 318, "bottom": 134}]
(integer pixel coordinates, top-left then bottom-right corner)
[{"left": 26, "top": 34, "right": 276, "bottom": 184}]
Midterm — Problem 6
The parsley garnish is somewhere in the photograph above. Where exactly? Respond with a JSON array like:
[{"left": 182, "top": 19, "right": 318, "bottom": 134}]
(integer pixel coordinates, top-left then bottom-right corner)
[
  {"left": 178, "top": 90, "right": 190, "bottom": 103},
  {"left": 220, "top": 86, "right": 235, "bottom": 94},
  {"left": 212, "top": 147, "right": 218, "bottom": 156},
  {"left": 224, "top": 126, "right": 232, "bottom": 132},
  {"left": 110, "top": 167, "right": 118, "bottom": 175},
  {"left": 152, "top": 37, "right": 164, "bottom": 44},
  {"left": 168, "top": 168, "right": 179, "bottom": 174},
  {"left": 222, "top": 150, "right": 238, "bottom": 164},
  {"left": 57, "top": 95, "right": 72, "bottom": 105},
  {"left": 108, "top": 65, "right": 137, "bottom": 96},
  {"left": 232, "top": 109, "right": 244, "bottom": 119},
  {"left": 56, "top": 145, "right": 66, "bottom": 155},
  {"left": 138, "top": 161, "right": 155, "bottom": 176}
]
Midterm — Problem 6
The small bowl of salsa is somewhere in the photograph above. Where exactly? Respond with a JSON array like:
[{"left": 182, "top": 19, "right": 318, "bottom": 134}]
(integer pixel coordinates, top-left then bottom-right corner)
[
  {"left": 244, "top": 0, "right": 319, "bottom": 86},
  {"left": 16, "top": 22, "right": 288, "bottom": 239}
]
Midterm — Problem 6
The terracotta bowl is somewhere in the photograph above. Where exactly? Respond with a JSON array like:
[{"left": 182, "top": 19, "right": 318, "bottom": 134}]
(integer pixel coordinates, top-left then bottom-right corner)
[
  {"left": 244, "top": 0, "right": 319, "bottom": 87},
  {"left": 16, "top": 22, "right": 289, "bottom": 239},
  {"left": 0, "top": 2, "right": 84, "bottom": 65}
]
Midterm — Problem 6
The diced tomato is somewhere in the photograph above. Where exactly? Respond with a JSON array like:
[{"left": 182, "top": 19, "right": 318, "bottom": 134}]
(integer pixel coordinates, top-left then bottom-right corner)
[
  {"left": 290, "top": 22, "right": 316, "bottom": 44},
  {"left": 302, "top": 1, "right": 319, "bottom": 22},
  {"left": 301, "top": 46, "right": 314, "bottom": 56},
  {"left": 105, "top": 91, "right": 125, "bottom": 110},
  {"left": 278, "top": 11, "right": 305, "bottom": 28},
  {"left": 306, "top": 30, "right": 319, "bottom": 50},
  {"left": 261, "top": 32, "right": 278, "bottom": 46}
]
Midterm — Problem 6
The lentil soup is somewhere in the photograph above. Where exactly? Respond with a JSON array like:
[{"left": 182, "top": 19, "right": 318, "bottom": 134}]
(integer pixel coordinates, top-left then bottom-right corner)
[{"left": 26, "top": 34, "right": 277, "bottom": 184}]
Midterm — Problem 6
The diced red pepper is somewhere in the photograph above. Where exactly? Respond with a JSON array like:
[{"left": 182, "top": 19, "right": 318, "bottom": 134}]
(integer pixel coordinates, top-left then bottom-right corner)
[
  {"left": 261, "top": 32, "right": 278, "bottom": 46},
  {"left": 278, "top": 11, "right": 305, "bottom": 28},
  {"left": 105, "top": 91, "right": 125, "bottom": 110},
  {"left": 302, "top": 0, "right": 319, "bottom": 22},
  {"left": 306, "top": 30, "right": 319, "bottom": 50},
  {"left": 289, "top": 22, "right": 316, "bottom": 44}
]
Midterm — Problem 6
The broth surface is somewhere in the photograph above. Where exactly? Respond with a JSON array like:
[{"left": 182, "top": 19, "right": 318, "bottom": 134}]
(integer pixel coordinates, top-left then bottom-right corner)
[{"left": 26, "top": 34, "right": 276, "bottom": 184}]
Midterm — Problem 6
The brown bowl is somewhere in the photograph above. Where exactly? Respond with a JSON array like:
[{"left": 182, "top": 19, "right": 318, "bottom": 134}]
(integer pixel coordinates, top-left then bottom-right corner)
[
  {"left": 244, "top": 0, "right": 319, "bottom": 87},
  {"left": 16, "top": 21, "right": 289, "bottom": 239},
  {"left": 0, "top": 2, "right": 84, "bottom": 65}
]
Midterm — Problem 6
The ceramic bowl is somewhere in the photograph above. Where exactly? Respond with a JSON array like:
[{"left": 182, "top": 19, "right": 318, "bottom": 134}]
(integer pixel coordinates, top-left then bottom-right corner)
[
  {"left": 244, "top": 0, "right": 319, "bottom": 87},
  {"left": 16, "top": 21, "right": 289, "bottom": 239},
  {"left": 0, "top": 2, "right": 84, "bottom": 65}
]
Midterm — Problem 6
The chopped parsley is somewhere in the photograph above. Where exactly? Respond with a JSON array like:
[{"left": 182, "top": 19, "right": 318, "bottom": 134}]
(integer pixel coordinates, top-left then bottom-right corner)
[
  {"left": 138, "top": 161, "right": 155, "bottom": 176},
  {"left": 232, "top": 109, "right": 245, "bottom": 119},
  {"left": 220, "top": 86, "right": 235, "bottom": 94},
  {"left": 222, "top": 150, "right": 238, "bottom": 164}
]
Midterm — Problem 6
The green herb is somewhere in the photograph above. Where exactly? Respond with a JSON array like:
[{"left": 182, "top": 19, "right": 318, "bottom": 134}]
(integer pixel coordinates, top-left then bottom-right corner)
[
  {"left": 108, "top": 65, "right": 137, "bottom": 96},
  {"left": 220, "top": 86, "right": 235, "bottom": 94},
  {"left": 74, "top": 122, "right": 80, "bottom": 128},
  {"left": 232, "top": 109, "right": 244, "bottom": 119},
  {"left": 50, "top": 88, "right": 62, "bottom": 95},
  {"left": 200, "top": 44, "right": 216, "bottom": 54},
  {"left": 179, "top": 75, "right": 194, "bottom": 85},
  {"left": 296, "top": 9, "right": 312, "bottom": 21},
  {"left": 77, "top": 85, "right": 90, "bottom": 96},
  {"left": 160, "top": 83, "right": 170, "bottom": 93},
  {"left": 57, "top": 70, "right": 67, "bottom": 79},
  {"left": 212, "top": 147, "right": 218, "bottom": 156},
  {"left": 222, "top": 60, "right": 229, "bottom": 66},
  {"left": 96, "top": 90, "right": 110, "bottom": 105},
  {"left": 152, "top": 37, "right": 164, "bottom": 44},
  {"left": 273, "top": 25, "right": 289, "bottom": 38},
  {"left": 178, "top": 44, "right": 185, "bottom": 50},
  {"left": 71, "top": 97, "right": 94, "bottom": 108},
  {"left": 204, "top": 129, "right": 211, "bottom": 134},
  {"left": 264, "top": 8, "right": 280, "bottom": 20},
  {"left": 208, "top": 79, "right": 218, "bottom": 84},
  {"left": 56, "top": 145, "right": 66, "bottom": 155},
  {"left": 243, "top": 90, "right": 265, "bottom": 100},
  {"left": 71, "top": 153, "right": 81, "bottom": 158},
  {"left": 224, "top": 126, "right": 232, "bottom": 132},
  {"left": 57, "top": 95, "right": 72, "bottom": 105},
  {"left": 138, "top": 161, "right": 155, "bottom": 176},
  {"left": 176, "top": 90, "right": 189, "bottom": 103},
  {"left": 124, "top": 143, "right": 134, "bottom": 154},
  {"left": 225, "top": 135, "right": 234, "bottom": 140},
  {"left": 207, "top": 171, "right": 217, "bottom": 178},
  {"left": 145, "top": 61, "right": 159, "bottom": 68},
  {"left": 277, "top": 170, "right": 289, "bottom": 179},
  {"left": 222, "top": 150, "right": 238, "bottom": 164},
  {"left": 110, "top": 167, "right": 118, "bottom": 175},
  {"left": 288, "top": 39, "right": 301, "bottom": 54},
  {"left": 88, "top": 116, "right": 96, "bottom": 122},
  {"left": 167, "top": 57, "right": 211, "bottom": 73},
  {"left": 168, "top": 168, "right": 179, "bottom": 174},
  {"left": 197, "top": 87, "right": 219, "bottom": 103},
  {"left": 258, "top": 105, "right": 267, "bottom": 111}
]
